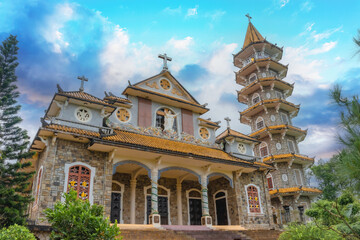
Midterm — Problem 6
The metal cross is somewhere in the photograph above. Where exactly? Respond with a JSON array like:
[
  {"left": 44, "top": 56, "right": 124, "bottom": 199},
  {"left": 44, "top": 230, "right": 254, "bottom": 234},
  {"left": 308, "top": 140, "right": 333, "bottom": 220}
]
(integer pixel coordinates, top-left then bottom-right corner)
[
  {"left": 158, "top": 53, "right": 172, "bottom": 70},
  {"left": 77, "top": 75, "right": 88, "bottom": 92},
  {"left": 245, "top": 13, "right": 252, "bottom": 22},
  {"left": 224, "top": 117, "right": 231, "bottom": 129}
]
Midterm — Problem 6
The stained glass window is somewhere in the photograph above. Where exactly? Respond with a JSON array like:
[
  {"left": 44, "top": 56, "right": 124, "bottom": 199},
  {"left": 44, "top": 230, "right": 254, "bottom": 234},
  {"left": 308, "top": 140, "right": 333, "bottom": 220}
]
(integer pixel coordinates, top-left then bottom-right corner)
[
  {"left": 247, "top": 186, "right": 261, "bottom": 213},
  {"left": 67, "top": 165, "right": 91, "bottom": 201}
]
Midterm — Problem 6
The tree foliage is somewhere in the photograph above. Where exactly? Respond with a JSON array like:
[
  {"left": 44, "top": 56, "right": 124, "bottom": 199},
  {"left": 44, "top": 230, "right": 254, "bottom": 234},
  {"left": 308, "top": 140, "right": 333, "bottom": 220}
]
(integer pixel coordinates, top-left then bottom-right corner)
[
  {"left": 306, "top": 192, "right": 360, "bottom": 239},
  {"left": 44, "top": 189, "right": 121, "bottom": 240},
  {"left": 278, "top": 223, "right": 342, "bottom": 240},
  {"left": 0, "top": 35, "right": 35, "bottom": 227},
  {"left": 0, "top": 224, "right": 36, "bottom": 240}
]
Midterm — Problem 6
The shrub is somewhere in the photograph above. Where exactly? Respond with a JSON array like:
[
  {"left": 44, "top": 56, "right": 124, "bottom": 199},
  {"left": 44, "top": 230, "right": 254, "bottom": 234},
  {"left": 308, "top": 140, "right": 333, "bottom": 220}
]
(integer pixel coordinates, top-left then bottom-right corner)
[
  {"left": 0, "top": 224, "right": 36, "bottom": 240},
  {"left": 44, "top": 189, "right": 121, "bottom": 240},
  {"left": 278, "top": 223, "right": 342, "bottom": 240}
]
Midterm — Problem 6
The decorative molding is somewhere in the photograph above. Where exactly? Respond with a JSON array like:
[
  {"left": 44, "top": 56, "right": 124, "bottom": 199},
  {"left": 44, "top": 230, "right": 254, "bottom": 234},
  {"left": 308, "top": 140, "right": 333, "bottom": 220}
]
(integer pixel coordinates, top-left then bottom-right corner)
[
  {"left": 171, "top": 88, "right": 183, "bottom": 96},
  {"left": 146, "top": 81, "right": 159, "bottom": 89}
]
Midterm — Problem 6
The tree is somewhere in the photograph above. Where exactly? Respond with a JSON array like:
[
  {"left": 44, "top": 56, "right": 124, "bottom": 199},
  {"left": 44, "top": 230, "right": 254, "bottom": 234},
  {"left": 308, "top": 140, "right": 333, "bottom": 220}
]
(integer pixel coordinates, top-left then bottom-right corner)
[
  {"left": 354, "top": 29, "right": 360, "bottom": 56},
  {"left": 311, "top": 156, "right": 353, "bottom": 201},
  {"left": 44, "top": 189, "right": 121, "bottom": 240},
  {"left": 330, "top": 85, "right": 360, "bottom": 194},
  {"left": 306, "top": 192, "right": 360, "bottom": 239},
  {"left": 278, "top": 223, "right": 342, "bottom": 240},
  {"left": 0, "top": 224, "right": 36, "bottom": 240},
  {"left": 0, "top": 35, "right": 35, "bottom": 227}
]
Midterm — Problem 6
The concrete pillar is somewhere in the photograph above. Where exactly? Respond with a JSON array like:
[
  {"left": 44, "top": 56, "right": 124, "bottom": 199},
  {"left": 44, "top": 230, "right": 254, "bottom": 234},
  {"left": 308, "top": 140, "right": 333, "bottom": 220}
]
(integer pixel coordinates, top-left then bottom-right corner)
[
  {"left": 200, "top": 175, "right": 212, "bottom": 227},
  {"left": 149, "top": 169, "right": 161, "bottom": 227},
  {"left": 176, "top": 181, "right": 183, "bottom": 225},
  {"left": 130, "top": 179, "right": 137, "bottom": 224}
]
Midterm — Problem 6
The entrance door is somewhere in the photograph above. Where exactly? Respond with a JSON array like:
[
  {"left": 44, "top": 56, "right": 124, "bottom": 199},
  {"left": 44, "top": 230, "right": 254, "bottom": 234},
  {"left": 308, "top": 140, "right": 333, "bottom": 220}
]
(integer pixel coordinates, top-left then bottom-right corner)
[
  {"left": 189, "top": 198, "right": 202, "bottom": 225},
  {"left": 215, "top": 198, "right": 228, "bottom": 225},
  {"left": 146, "top": 195, "right": 169, "bottom": 225},
  {"left": 110, "top": 192, "right": 121, "bottom": 223}
]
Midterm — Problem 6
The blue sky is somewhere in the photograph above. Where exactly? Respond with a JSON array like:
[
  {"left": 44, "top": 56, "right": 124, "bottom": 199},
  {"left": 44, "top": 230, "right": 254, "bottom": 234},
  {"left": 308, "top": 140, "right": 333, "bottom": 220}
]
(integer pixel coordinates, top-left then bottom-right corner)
[{"left": 1, "top": 0, "right": 359, "bottom": 160}]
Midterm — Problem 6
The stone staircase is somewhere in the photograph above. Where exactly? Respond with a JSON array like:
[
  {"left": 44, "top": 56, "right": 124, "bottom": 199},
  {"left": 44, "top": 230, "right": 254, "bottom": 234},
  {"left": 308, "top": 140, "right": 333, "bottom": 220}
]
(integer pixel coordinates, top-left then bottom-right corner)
[{"left": 118, "top": 225, "right": 281, "bottom": 240}]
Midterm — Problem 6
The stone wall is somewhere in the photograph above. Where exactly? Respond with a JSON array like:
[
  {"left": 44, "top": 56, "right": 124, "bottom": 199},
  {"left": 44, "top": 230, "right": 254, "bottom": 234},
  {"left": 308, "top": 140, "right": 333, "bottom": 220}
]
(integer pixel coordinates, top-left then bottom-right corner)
[{"left": 31, "top": 139, "right": 112, "bottom": 224}]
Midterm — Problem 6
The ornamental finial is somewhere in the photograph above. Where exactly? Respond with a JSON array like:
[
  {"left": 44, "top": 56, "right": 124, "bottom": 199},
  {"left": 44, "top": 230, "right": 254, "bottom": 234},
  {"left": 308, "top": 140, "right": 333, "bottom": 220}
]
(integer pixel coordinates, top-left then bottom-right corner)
[{"left": 245, "top": 13, "right": 252, "bottom": 22}]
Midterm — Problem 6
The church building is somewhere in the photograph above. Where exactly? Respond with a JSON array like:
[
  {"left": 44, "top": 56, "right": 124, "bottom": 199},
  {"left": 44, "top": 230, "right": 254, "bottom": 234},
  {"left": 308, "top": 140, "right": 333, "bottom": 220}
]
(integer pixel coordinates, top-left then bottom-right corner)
[{"left": 27, "top": 18, "right": 320, "bottom": 230}]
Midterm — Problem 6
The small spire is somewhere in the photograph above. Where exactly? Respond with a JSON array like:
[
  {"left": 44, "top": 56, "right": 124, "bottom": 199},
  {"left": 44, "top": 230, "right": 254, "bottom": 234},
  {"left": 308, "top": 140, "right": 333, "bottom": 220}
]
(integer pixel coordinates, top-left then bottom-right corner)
[
  {"left": 224, "top": 117, "right": 231, "bottom": 129},
  {"left": 158, "top": 53, "right": 172, "bottom": 71},
  {"left": 77, "top": 76, "right": 88, "bottom": 92},
  {"left": 242, "top": 15, "right": 265, "bottom": 49}
]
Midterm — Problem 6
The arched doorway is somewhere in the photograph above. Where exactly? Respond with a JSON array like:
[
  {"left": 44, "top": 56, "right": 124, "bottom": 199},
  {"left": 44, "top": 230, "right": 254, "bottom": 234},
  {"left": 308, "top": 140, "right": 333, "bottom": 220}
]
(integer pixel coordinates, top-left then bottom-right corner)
[
  {"left": 214, "top": 191, "right": 229, "bottom": 225},
  {"left": 145, "top": 185, "right": 170, "bottom": 225},
  {"left": 187, "top": 189, "right": 202, "bottom": 225},
  {"left": 110, "top": 181, "right": 124, "bottom": 224}
]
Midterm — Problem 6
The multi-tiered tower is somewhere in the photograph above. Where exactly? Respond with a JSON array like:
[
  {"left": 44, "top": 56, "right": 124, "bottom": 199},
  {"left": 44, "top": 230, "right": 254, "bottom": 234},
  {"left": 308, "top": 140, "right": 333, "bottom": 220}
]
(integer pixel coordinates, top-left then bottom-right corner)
[{"left": 234, "top": 18, "right": 321, "bottom": 225}]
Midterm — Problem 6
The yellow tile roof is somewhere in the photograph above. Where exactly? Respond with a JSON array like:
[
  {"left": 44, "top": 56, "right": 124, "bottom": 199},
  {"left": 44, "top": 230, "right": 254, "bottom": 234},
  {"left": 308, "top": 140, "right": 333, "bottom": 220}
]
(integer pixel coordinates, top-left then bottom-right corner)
[
  {"left": 104, "top": 95, "right": 132, "bottom": 104},
  {"left": 241, "top": 98, "right": 298, "bottom": 115},
  {"left": 59, "top": 91, "right": 112, "bottom": 106},
  {"left": 243, "top": 22, "right": 265, "bottom": 49},
  {"left": 43, "top": 124, "right": 271, "bottom": 169},
  {"left": 269, "top": 187, "right": 322, "bottom": 195},
  {"left": 249, "top": 124, "right": 307, "bottom": 137},
  {"left": 198, "top": 117, "right": 220, "bottom": 127},
  {"left": 216, "top": 128, "right": 258, "bottom": 142},
  {"left": 263, "top": 154, "right": 314, "bottom": 162}
]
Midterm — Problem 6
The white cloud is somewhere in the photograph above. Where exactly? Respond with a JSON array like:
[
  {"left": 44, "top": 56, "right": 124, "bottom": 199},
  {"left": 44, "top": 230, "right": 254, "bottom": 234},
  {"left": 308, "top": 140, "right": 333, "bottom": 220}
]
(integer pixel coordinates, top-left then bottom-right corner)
[
  {"left": 39, "top": 3, "right": 74, "bottom": 53},
  {"left": 163, "top": 6, "right": 182, "bottom": 15},
  {"left": 186, "top": 5, "right": 198, "bottom": 17},
  {"left": 309, "top": 41, "right": 337, "bottom": 55},
  {"left": 166, "top": 36, "right": 193, "bottom": 51},
  {"left": 312, "top": 26, "right": 342, "bottom": 42},
  {"left": 280, "top": 0, "right": 290, "bottom": 8},
  {"left": 301, "top": 0, "right": 313, "bottom": 12},
  {"left": 306, "top": 23, "right": 315, "bottom": 32},
  {"left": 99, "top": 26, "right": 158, "bottom": 88}
]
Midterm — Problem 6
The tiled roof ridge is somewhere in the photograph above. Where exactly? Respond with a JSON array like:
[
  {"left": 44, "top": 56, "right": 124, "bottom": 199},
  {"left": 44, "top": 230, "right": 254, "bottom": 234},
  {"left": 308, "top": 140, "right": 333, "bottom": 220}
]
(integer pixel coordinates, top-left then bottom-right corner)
[
  {"left": 58, "top": 90, "right": 111, "bottom": 106},
  {"left": 216, "top": 128, "right": 257, "bottom": 142}
]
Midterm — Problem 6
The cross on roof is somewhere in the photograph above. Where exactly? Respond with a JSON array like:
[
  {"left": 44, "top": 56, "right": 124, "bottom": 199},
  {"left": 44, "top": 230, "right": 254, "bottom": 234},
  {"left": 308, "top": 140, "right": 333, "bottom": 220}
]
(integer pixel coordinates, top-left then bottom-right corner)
[
  {"left": 224, "top": 117, "right": 231, "bottom": 129},
  {"left": 245, "top": 13, "right": 252, "bottom": 22},
  {"left": 158, "top": 53, "right": 172, "bottom": 71},
  {"left": 77, "top": 75, "right": 88, "bottom": 92}
]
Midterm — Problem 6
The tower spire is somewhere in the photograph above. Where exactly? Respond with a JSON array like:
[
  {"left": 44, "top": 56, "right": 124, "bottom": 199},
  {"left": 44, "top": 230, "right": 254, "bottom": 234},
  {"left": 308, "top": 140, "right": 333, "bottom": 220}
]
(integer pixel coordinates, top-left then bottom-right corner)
[{"left": 242, "top": 15, "right": 264, "bottom": 49}]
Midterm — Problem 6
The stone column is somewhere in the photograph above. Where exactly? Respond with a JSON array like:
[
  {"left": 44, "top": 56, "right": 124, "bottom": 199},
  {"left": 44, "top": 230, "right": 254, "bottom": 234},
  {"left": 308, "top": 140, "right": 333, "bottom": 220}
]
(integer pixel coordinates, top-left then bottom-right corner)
[
  {"left": 176, "top": 181, "right": 183, "bottom": 225},
  {"left": 149, "top": 169, "right": 161, "bottom": 227},
  {"left": 130, "top": 179, "right": 137, "bottom": 224},
  {"left": 200, "top": 175, "right": 212, "bottom": 227}
]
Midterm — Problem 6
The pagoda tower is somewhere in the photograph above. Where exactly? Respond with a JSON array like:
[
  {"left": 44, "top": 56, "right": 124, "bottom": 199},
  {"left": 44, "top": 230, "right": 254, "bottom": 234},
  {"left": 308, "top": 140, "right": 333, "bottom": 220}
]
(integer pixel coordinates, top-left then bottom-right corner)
[{"left": 234, "top": 16, "right": 321, "bottom": 225}]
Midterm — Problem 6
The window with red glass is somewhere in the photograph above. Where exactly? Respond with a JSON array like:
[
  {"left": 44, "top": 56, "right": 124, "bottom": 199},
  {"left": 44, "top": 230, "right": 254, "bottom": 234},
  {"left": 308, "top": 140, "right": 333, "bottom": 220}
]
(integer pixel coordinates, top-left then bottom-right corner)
[
  {"left": 67, "top": 165, "right": 91, "bottom": 200},
  {"left": 247, "top": 186, "right": 261, "bottom": 213},
  {"left": 267, "top": 175, "right": 274, "bottom": 190}
]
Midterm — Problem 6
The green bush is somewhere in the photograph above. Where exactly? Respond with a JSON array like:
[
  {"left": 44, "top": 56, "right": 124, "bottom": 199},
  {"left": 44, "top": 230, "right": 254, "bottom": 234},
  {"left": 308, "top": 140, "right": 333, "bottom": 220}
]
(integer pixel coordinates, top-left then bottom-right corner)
[
  {"left": 44, "top": 189, "right": 121, "bottom": 240},
  {"left": 0, "top": 224, "right": 36, "bottom": 240},
  {"left": 278, "top": 223, "right": 343, "bottom": 240}
]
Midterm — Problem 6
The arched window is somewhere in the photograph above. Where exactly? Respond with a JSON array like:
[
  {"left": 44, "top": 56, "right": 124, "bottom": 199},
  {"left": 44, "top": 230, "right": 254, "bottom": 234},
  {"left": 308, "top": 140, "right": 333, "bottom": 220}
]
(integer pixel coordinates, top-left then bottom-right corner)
[
  {"left": 252, "top": 93, "right": 261, "bottom": 105},
  {"left": 249, "top": 73, "right": 257, "bottom": 83},
  {"left": 67, "top": 165, "right": 91, "bottom": 200},
  {"left": 259, "top": 142, "right": 269, "bottom": 157},
  {"left": 34, "top": 166, "right": 43, "bottom": 205},
  {"left": 155, "top": 108, "right": 177, "bottom": 132},
  {"left": 246, "top": 185, "right": 261, "bottom": 213},
  {"left": 256, "top": 116, "right": 264, "bottom": 130},
  {"left": 267, "top": 174, "right": 274, "bottom": 190}
]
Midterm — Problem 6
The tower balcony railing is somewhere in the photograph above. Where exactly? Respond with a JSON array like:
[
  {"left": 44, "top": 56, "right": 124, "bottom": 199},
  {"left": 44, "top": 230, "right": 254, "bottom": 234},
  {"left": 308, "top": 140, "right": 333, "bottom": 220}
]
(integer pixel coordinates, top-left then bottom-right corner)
[{"left": 241, "top": 52, "right": 270, "bottom": 69}]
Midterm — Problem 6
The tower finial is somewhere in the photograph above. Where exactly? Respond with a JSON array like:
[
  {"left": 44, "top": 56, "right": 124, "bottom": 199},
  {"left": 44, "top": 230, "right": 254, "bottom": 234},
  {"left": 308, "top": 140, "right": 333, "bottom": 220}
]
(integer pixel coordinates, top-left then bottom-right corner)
[
  {"left": 158, "top": 53, "right": 172, "bottom": 71},
  {"left": 245, "top": 13, "right": 252, "bottom": 22},
  {"left": 77, "top": 75, "right": 88, "bottom": 92}
]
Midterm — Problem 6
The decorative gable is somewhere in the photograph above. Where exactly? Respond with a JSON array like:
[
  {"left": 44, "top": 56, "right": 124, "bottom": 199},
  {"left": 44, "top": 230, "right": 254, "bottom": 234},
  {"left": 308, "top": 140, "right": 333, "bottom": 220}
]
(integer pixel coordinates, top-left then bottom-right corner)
[{"left": 135, "top": 71, "right": 197, "bottom": 104}]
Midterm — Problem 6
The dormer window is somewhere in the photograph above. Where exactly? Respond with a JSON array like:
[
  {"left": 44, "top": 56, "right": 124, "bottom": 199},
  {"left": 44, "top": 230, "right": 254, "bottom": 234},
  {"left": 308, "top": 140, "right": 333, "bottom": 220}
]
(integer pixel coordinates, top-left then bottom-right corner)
[
  {"left": 156, "top": 108, "right": 177, "bottom": 132},
  {"left": 252, "top": 93, "right": 261, "bottom": 105},
  {"left": 75, "top": 107, "right": 92, "bottom": 122},
  {"left": 249, "top": 73, "right": 257, "bottom": 83},
  {"left": 256, "top": 117, "right": 265, "bottom": 130}
]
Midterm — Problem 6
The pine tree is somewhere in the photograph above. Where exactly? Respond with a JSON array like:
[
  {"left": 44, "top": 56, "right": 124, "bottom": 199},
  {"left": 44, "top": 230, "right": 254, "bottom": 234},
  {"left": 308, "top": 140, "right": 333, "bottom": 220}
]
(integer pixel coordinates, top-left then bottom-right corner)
[{"left": 0, "top": 35, "right": 35, "bottom": 227}]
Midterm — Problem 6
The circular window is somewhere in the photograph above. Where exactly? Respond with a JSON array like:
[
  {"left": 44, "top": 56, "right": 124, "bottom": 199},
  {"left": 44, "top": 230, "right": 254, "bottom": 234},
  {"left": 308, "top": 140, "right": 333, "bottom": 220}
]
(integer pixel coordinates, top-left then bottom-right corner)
[
  {"left": 282, "top": 174, "right": 288, "bottom": 182},
  {"left": 266, "top": 93, "right": 271, "bottom": 99},
  {"left": 199, "top": 127, "right": 210, "bottom": 140},
  {"left": 116, "top": 108, "right": 131, "bottom": 123},
  {"left": 75, "top": 107, "right": 91, "bottom": 122},
  {"left": 276, "top": 143, "right": 282, "bottom": 150},
  {"left": 238, "top": 143, "right": 246, "bottom": 154},
  {"left": 160, "top": 79, "right": 171, "bottom": 90},
  {"left": 262, "top": 72, "right": 267, "bottom": 78},
  {"left": 270, "top": 115, "right": 276, "bottom": 122}
]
